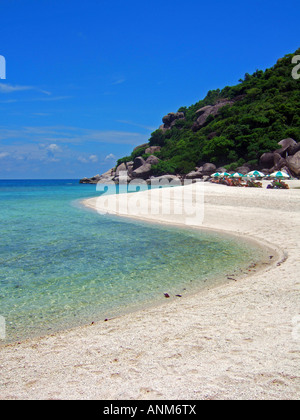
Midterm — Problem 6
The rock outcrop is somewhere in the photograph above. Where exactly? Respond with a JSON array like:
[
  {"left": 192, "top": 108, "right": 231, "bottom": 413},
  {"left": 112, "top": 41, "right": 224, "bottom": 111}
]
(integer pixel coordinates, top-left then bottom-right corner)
[
  {"left": 132, "top": 163, "right": 152, "bottom": 179},
  {"left": 145, "top": 146, "right": 161, "bottom": 154},
  {"left": 132, "top": 143, "right": 149, "bottom": 153},
  {"left": 259, "top": 138, "right": 300, "bottom": 177},
  {"left": 202, "top": 163, "right": 217, "bottom": 175},
  {"left": 236, "top": 166, "right": 251, "bottom": 175},
  {"left": 159, "top": 112, "right": 185, "bottom": 132},
  {"left": 192, "top": 99, "right": 235, "bottom": 132},
  {"left": 276, "top": 138, "right": 297, "bottom": 155},
  {"left": 287, "top": 151, "right": 300, "bottom": 176},
  {"left": 185, "top": 170, "right": 202, "bottom": 179},
  {"left": 80, "top": 144, "right": 163, "bottom": 184},
  {"left": 115, "top": 162, "right": 127, "bottom": 175},
  {"left": 185, "top": 163, "right": 217, "bottom": 179},
  {"left": 133, "top": 156, "right": 146, "bottom": 170},
  {"left": 145, "top": 155, "right": 160, "bottom": 165},
  {"left": 80, "top": 172, "right": 114, "bottom": 184},
  {"left": 260, "top": 152, "right": 276, "bottom": 168}
]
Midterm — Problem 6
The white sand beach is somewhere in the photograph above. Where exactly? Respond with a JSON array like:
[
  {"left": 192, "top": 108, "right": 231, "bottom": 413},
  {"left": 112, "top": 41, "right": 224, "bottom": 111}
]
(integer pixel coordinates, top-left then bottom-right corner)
[{"left": 0, "top": 181, "right": 300, "bottom": 400}]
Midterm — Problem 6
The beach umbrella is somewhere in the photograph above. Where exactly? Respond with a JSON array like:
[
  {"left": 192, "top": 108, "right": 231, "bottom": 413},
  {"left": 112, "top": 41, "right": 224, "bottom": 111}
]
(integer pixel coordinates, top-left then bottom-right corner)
[
  {"left": 270, "top": 171, "right": 290, "bottom": 179},
  {"left": 211, "top": 172, "right": 221, "bottom": 178},
  {"left": 247, "top": 170, "right": 265, "bottom": 178},
  {"left": 230, "top": 172, "right": 244, "bottom": 178},
  {"left": 220, "top": 172, "right": 230, "bottom": 177}
]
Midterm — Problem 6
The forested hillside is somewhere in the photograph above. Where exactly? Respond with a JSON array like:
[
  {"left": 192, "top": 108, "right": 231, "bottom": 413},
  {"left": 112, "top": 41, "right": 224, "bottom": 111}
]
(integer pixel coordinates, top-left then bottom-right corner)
[{"left": 118, "top": 48, "right": 300, "bottom": 175}]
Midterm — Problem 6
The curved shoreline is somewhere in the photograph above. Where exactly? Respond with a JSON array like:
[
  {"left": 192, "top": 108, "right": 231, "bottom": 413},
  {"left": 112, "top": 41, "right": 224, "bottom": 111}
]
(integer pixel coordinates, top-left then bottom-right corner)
[
  {"left": 1, "top": 182, "right": 300, "bottom": 399},
  {"left": 82, "top": 188, "right": 283, "bottom": 294},
  {"left": 82, "top": 182, "right": 284, "bottom": 273}
]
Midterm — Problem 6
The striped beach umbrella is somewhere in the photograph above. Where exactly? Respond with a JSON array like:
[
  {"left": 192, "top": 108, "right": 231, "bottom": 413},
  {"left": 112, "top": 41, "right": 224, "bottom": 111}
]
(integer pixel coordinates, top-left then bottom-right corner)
[
  {"left": 211, "top": 172, "right": 221, "bottom": 178},
  {"left": 220, "top": 172, "right": 230, "bottom": 177},
  {"left": 230, "top": 172, "right": 244, "bottom": 178},
  {"left": 270, "top": 171, "right": 290, "bottom": 179},
  {"left": 247, "top": 170, "right": 265, "bottom": 178}
]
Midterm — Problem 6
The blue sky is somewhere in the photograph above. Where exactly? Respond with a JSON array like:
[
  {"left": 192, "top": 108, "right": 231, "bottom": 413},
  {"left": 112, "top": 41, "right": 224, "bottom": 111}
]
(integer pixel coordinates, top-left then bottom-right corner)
[{"left": 0, "top": 0, "right": 299, "bottom": 179}]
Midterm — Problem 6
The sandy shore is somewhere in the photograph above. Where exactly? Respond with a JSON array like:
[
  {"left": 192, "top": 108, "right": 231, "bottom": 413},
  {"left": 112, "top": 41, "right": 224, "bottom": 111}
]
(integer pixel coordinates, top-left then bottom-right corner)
[{"left": 1, "top": 181, "right": 300, "bottom": 400}]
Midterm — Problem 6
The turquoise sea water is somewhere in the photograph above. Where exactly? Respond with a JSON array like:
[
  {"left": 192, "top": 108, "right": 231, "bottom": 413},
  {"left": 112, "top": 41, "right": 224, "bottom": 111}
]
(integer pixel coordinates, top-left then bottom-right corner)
[{"left": 0, "top": 180, "right": 266, "bottom": 344}]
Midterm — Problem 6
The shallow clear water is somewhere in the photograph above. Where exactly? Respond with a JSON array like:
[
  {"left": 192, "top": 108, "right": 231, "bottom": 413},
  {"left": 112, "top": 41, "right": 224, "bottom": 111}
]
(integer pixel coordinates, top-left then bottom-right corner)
[{"left": 0, "top": 180, "right": 266, "bottom": 344}]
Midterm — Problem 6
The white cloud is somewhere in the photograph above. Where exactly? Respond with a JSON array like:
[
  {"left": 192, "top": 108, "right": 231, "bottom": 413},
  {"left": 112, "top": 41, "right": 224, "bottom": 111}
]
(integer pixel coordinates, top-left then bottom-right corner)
[
  {"left": 77, "top": 156, "right": 88, "bottom": 164},
  {"left": 0, "top": 83, "right": 53, "bottom": 97},
  {"left": 39, "top": 89, "right": 52, "bottom": 96},
  {"left": 105, "top": 153, "right": 116, "bottom": 160},
  {"left": 78, "top": 154, "right": 98, "bottom": 164},
  {"left": 89, "top": 155, "right": 98, "bottom": 163},
  {"left": 0, "top": 143, "right": 66, "bottom": 163},
  {"left": 0, "top": 95, "right": 70, "bottom": 104},
  {"left": 0, "top": 83, "right": 33, "bottom": 93},
  {"left": 47, "top": 144, "right": 61, "bottom": 153}
]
